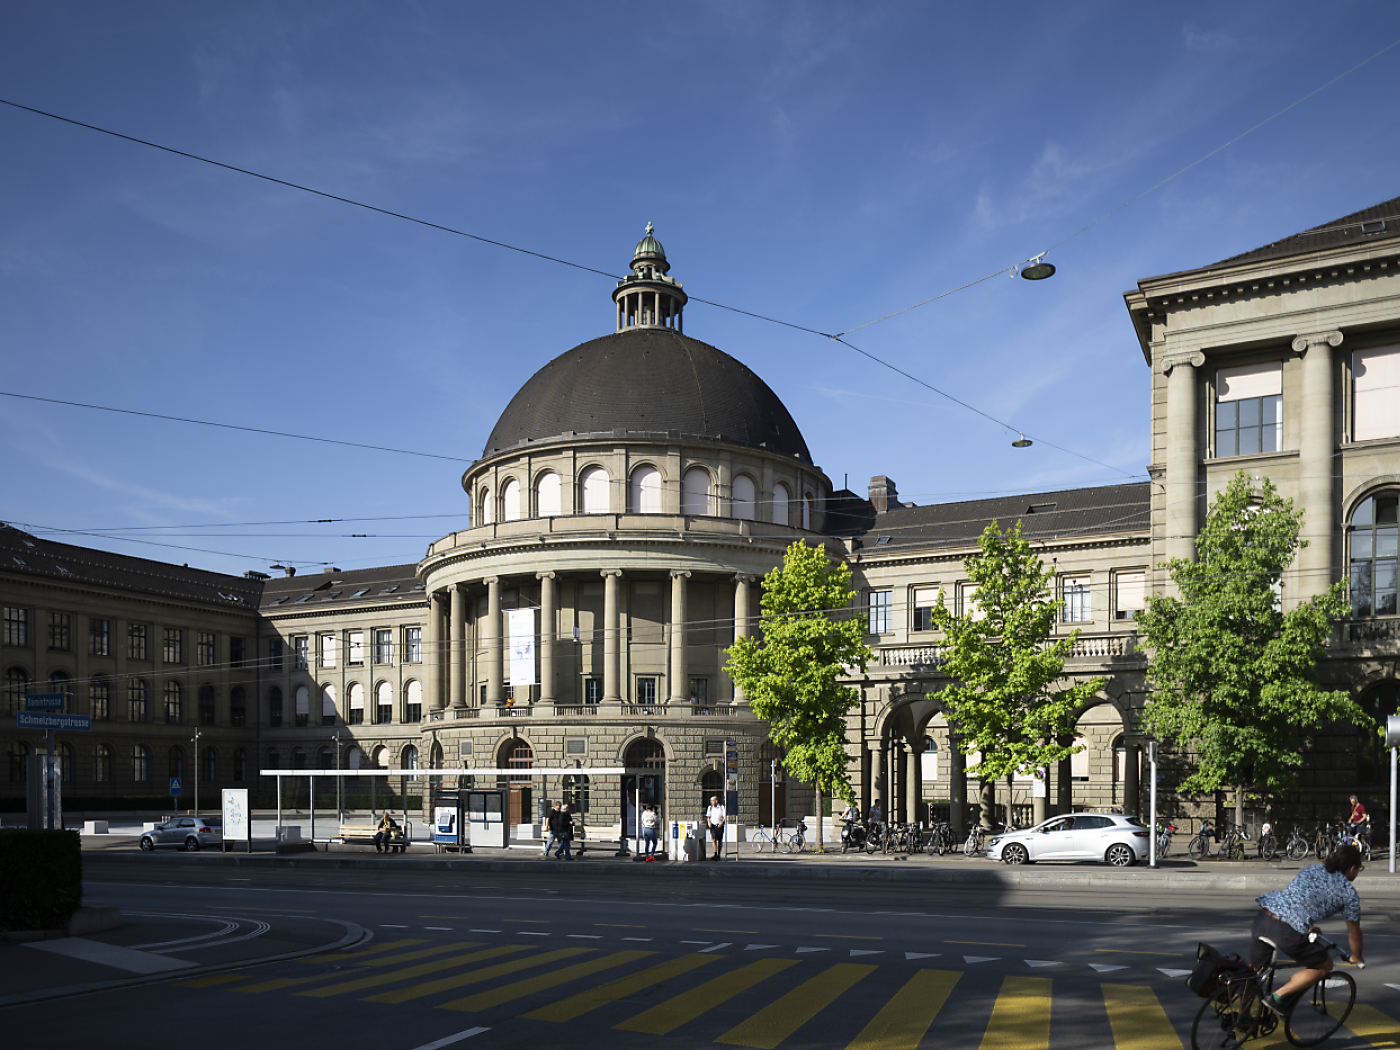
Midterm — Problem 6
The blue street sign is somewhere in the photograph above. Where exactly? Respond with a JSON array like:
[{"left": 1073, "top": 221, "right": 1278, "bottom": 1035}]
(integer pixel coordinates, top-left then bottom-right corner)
[
  {"left": 25, "top": 692, "right": 65, "bottom": 711},
  {"left": 169, "top": 778, "right": 182, "bottom": 796},
  {"left": 16, "top": 711, "right": 90, "bottom": 731}
]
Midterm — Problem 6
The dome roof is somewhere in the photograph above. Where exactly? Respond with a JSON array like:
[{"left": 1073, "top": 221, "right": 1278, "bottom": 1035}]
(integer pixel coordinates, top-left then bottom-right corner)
[{"left": 482, "top": 328, "right": 812, "bottom": 463}]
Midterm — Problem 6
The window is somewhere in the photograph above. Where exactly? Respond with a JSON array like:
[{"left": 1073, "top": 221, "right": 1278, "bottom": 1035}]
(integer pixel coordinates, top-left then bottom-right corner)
[
  {"left": 295, "top": 685, "right": 310, "bottom": 727},
  {"left": 199, "top": 684, "right": 216, "bottom": 725},
  {"left": 536, "top": 471, "right": 561, "bottom": 517},
  {"left": 268, "top": 686, "right": 283, "bottom": 728},
  {"left": 268, "top": 638, "right": 283, "bottom": 671},
  {"left": 403, "top": 744, "right": 420, "bottom": 781},
  {"left": 9, "top": 740, "right": 29, "bottom": 783},
  {"left": 133, "top": 744, "right": 150, "bottom": 783},
  {"left": 802, "top": 494, "right": 812, "bottom": 530},
  {"left": 636, "top": 677, "right": 658, "bottom": 705},
  {"left": 912, "top": 588, "right": 937, "bottom": 632},
  {"left": 682, "top": 467, "right": 713, "bottom": 516},
  {"left": 1115, "top": 572, "right": 1146, "bottom": 620},
  {"left": 959, "top": 583, "right": 982, "bottom": 620},
  {"left": 95, "top": 743, "right": 111, "bottom": 783},
  {"left": 1063, "top": 576, "right": 1091, "bottom": 623},
  {"left": 772, "top": 483, "right": 790, "bottom": 526},
  {"left": 168, "top": 747, "right": 184, "bottom": 781},
  {"left": 630, "top": 466, "right": 663, "bottom": 514},
  {"left": 5, "top": 668, "right": 29, "bottom": 714},
  {"left": 562, "top": 774, "right": 590, "bottom": 813},
  {"left": 48, "top": 670, "right": 70, "bottom": 706},
  {"left": 579, "top": 466, "right": 610, "bottom": 514},
  {"left": 164, "top": 681, "right": 183, "bottom": 724},
  {"left": 348, "top": 683, "right": 365, "bottom": 724},
  {"left": 1070, "top": 735, "right": 1089, "bottom": 781},
  {"left": 688, "top": 677, "right": 708, "bottom": 703},
  {"left": 3, "top": 607, "right": 28, "bottom": 647},
  {"left": 375, "top": 629, "right": 393, "bottom": 664},
  {"left": 1350, "top": 494, "right": 1399, "bottom": 617},
  {"left": 322, "top": 685, "right": 337, "bottom": 726},
  {"left": 1215, "top": 361, "right": 1282, "bottom": 457},
  {"left": 348, "top": 632, "right": 364, "bottom": 666},
  {"left": 128, "top": 679, "right": 148, "bottom": 722},
  {"left": 376, "top": 681, "right": 393, "bottom": 724},
  {"left": 405, "top": 681, "right": 422, "bottom": 723},
  {"left": 89, "top": 619, "right": 110, "bottom": 656},
  {"left": 584, "top": 677, "right": 603, "bottom": 704},
  {"left": 1354, "top": 345, "right": 1400, "bottom": 442},
  {"left": 321, "top": 634, "right": 338, "bottom": 668},
  {"left": 163, "top": 628, "right": 183, "bottom": 663},
  {"left": 197, "top": 632, "right": 216, "bottom": 666},
  {"left": 293, "top": 636, "right": 309, "bottom": 670},
  {"left": 732, "top": 475, "right": 756, "bottom": 520},
  {"left": 233, "top": 748, "right": 247, "bottom": 783},
  {"left": 49, "top": 612, "right": 71, "bottom": 651},
  {"left": 128, "top": 624, "right": 148, "bottom": 660},
  {"left": 60, "top": 742, "right": 74, "bottom": 784},
  {"left": 203, "top": 747, "right": 217, "bottom": 783},
  {"left": 230, "top": 637, "right": 246, "bottom": 669},
  {"left": 502, "top": 478, "right": 521, "bottom": 521},
  {"left": 267, "top": 748, "right": 280, "bottom": 771},
  {"left": 90, "top": 677, "right": 110, "bottom": 721},
  {"left": 405, "top": 627, "right": 422, "bottom": 663},
  {"left": 230, "top": 686, "right": 246, "bottom": 727},
  {"left": 478, "top": 486, "right": 494, "bottom": 525},
  {"left": 867, "top": 590, "right": 892, "bottom": 634}
]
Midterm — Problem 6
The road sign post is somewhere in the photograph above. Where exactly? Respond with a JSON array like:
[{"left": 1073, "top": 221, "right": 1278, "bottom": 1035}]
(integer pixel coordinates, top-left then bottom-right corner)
[
  {"left": 20, "top": 697, "right": 86, "bottom": 831},
  {"left": 1148, "top": 741, "right": 1159, "bottom": 869},
  {"left": 1386, "top": 715, "right": 1400, "bottom": 874},
  {"left": 170, "top": 777, "right": 182, "bottom": 811}
]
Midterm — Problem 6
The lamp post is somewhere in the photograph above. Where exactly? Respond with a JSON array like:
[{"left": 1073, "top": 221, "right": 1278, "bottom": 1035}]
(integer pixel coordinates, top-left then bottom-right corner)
[
  {"left": 191, "top": 728, "right": 202, "bottom": 817},
  {"left": 1387, "top": 715, "right": 1400, "bottom": 874},
  {"left": 331, "top": 730, "right": 343, "bottom": 825}
]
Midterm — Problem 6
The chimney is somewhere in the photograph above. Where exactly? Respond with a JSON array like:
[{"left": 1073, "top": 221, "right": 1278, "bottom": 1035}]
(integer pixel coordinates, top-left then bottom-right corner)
[
  {"left": 868, "top": 476, "right": 898, "bottom": 514},
  {"left": 286, "top": 566, "right": 296, "bottom": 577}
]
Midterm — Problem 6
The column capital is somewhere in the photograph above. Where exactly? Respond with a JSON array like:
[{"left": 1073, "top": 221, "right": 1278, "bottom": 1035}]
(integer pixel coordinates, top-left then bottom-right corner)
[
  {"left": 1158, "top": 350, "right": 1205, "bottom": 375},
  {"left": 669, "top": 569, "right": 692, "bottom": 580},
  {"left": 1291, "top": 330, "right": 1344, "bottom": 354},
  {"left": 734, "top": 573, "right": 760, "bottom": 585},
  {"left": 600, "top": 569, "right": 624, "bottom": 579},
  {"left": 535, "top": 571, "right": 556, "bottom": 581},
  {"left": 482, "top": 575, "right": 500, "bottom": 586}
]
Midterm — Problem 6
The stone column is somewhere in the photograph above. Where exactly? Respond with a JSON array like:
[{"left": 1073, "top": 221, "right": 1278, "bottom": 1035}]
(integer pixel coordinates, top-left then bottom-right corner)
[
  {"left": 449, "top": 585, "right": 465, "bottom": 710},
  {"left": 538, "top": 572, "right": 556, "bottom": 705},
  {"left": 870, "top": 745, "right": 885, "bottom": 817},
  {"left": 484, "top": 576, "right": 501, "bottom": 706},
  {"left": 1163, "top": 351, "right": 1206, "bottom": 568},
  {"left": 1122, "top": 743, "right": 1141, "bottom": 817},
  {"left": 906, "top": 738, "right": 923, "bottom": 824},
  {"left": 426, "top": 591, "right": 444, "bottom": 711},
  {"left": 948, "top": 733, "right": 967, "bottom": 835},
  {"left": 669, "top": 570, "right": 690, "bottom": 704},
  {"left": 1294, "top": 331, "right": 1343, "bottom": 601},
  {"left": 602, "top": 570, "right": 622, "bottom": 703},
  {"left": 731, "top": 575, "right": 754, "bottom": 703}
]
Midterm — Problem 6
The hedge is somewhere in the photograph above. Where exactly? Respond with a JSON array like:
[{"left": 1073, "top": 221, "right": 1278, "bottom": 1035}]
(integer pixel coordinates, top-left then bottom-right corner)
[{"left": 0, "top": 829, "right": 83, "bottom": 932}]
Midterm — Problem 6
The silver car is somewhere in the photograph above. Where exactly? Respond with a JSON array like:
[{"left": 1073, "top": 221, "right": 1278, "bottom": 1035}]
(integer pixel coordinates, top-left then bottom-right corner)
[
  {"left": 139, "top": 816, "right": 223, "bottom": 852},
  {"left": 985, "top": 812, "right": 1150, "bottom": 866}
]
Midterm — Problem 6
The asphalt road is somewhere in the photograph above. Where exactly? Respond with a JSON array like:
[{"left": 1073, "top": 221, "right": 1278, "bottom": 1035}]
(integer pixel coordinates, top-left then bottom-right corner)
[{"left": 11, "top": 862, "right": 1400, "bottom": 1049}]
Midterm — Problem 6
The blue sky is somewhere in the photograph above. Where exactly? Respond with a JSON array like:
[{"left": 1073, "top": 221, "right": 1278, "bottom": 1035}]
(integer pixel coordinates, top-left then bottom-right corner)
[{"left": 3, "top": 3, "right": 1399, "bottom": 577}]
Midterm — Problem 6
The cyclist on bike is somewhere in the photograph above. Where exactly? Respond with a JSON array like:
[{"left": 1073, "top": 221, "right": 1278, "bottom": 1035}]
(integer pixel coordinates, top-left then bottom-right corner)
[
  {"left": 867, "top": 799, "right": 883, "bottom": 827},
  {"left": 1347, "top": 795, "right": 1369, "bottom": 840},
  {"left": 1251, "top": 843, "right": 1366, "bottom": 1016}
]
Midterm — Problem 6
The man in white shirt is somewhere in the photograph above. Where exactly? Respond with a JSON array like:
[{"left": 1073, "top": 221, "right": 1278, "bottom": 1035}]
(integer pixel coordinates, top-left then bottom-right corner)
[{"left": 705, "top": 795, "right": 726, "bottom": 861}]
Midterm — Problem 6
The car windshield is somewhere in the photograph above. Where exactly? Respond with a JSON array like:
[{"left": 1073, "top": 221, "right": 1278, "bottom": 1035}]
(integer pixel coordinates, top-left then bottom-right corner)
[{"left": 201, "top": 818, "right": 223, "bottom": 826}]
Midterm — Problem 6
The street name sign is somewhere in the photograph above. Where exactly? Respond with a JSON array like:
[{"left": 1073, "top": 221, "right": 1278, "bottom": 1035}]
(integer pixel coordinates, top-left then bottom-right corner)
[
  {"left": 16, "top": 711, "right": 90, "bottom": 731},
  {"left": 24, "top": 693, "right": 66, "bottom": 711}
]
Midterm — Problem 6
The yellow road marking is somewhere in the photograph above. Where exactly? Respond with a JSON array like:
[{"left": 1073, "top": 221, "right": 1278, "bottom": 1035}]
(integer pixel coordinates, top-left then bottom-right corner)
[
  {"left": 1340, "top": 1003, "right": 1400, "bottom": 1047},
  {"left": 363, "top": 948, "right": 589, "bottom": 1005},
  {"left": 1101, "top": 984, "right": 1184, "bottom": 1050},
  {"left": 946, "top": 941, "right": 1026, "bottom": 948},
  {"left": 522, "top": 954, "right": 719, "bottom": 1023},
  {"left": 615, "top": 958, "right": 797, "bottom": 1035},
  {"left": 845, "top": 969, "right": 961, "bottom": 1050},
  {"left": 717, "top": 963, "right": 875, "bottom": 1049},
  {"left": 1096, "top": 949, "right": 1184, "bottom": 957},
  {"left": 357, "top": 942, "right": 484, "bottom": 967},
  {"left": 439, "top": 950, "right": 654, "bottom": 1012},
  {"left": 179, "top": 974, "right": 247, "bottom": 988},
  {"left": 814, "top": 934, "right": 883, "bottom": 941},
  {"left": 979, "top": 975, "right": 1052, "bottom": 1050},
  {"left": 296, "top": 945, "right": 525, "bottom": 998},
  {"left": 299, "top": 938, "right": 425, "bottom": 963}
]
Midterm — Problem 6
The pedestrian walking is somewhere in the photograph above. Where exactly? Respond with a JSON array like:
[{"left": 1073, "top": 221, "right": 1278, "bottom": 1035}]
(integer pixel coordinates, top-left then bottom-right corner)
[
  {"left": 542, "top": 802, "right": 561, "bottom": 857},
  {"left": 642, "top": 804, "right": 660, "bottom": 859},
  {"left": 706, "top": 794, "right": 726, "bottom": 861},
  {"left": 556, "top": 803, "right": 575, "bottom": 860}
]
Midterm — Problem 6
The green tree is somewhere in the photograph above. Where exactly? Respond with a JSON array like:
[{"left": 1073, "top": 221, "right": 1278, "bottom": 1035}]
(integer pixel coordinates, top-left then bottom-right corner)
[
  {"left": 726, "top": 540, "right": 871, "bottom": 849},
  {"left": 1137, "top": 471, "right": 1363, "bottom": 822},
  {"left": 930, "top": 520, "right": 1103, "bottom": 826}
]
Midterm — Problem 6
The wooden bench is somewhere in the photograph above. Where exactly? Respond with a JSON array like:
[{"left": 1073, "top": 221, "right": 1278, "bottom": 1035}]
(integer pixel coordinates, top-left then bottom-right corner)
[{"left": 338, "top": 822, "right": 409, "bottom": 853}]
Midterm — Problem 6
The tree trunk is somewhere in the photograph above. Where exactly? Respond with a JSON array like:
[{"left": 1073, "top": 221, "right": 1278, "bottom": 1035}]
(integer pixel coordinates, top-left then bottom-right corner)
[
  {"left": 1235, "top": 784, "right": 1246, "bottom": 832},
  {"left": 1006, "top": 772, "right": 1015, "bottom": 829},
  {"left": 979, "top": 778, "right": 995, "bottom": 830},
  {"left": 815, "top": 781, "right": 824, "bottom": 853}
]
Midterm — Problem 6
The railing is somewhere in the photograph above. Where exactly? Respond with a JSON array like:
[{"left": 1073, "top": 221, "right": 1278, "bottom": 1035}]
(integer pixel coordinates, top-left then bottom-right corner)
[
  {"left": 690, "top": 705, "right": 741, "bottom": 717},
  {"left": 1343, "top": 618, "right": 1400, "bottom": 645},
  {"left": 1066, "top": 634, "right": 1135, "bottom": 658},
  {"left": 875, "top": 645, "right": 944, "bottom": 669},
  {"left": 553, "top": 705, "right": 598, "bottom": 716}
]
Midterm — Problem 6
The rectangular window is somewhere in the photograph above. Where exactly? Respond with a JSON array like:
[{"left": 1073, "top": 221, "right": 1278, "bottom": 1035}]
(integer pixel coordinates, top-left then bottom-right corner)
[
  {"left": 230, "top": 637, "right": 246, "bottom": 669},
  {"left": 128, "top": 624, "right": 148, "bottom": 660},
  {"left": 405, "top": 627, "right": 422, "bottom": 663},
  {"left": 293, "top": 635, "right": 308, "bottom": 670},
  {"left": 1062, "top": 577, "right": 1091, "bottom": 623},
  {"left": 584, "top": 677, "right": 603, "bottom": 704},
  {"left": 321, "top": 634, "right": 338, "bottom": 668},
  {"left": 375, "top": 629, "right": 393, "bottom": 664},
  {"left": 348, "top": 631, "right": 364, "bottom": 666},
  {"left": 163, "top": 628, "right": 183, "bottom": 663},
  {"left": 1071, "top": 743, "right": 1090, "bottom": 781},
  {"left": 1354, "top": 345, "right": 1400, "bottom": 442},
  {"left": 912, "top": 587, "right": 937, "bottom": 632},
  {"left": 91, "top": 679, "right": 110, "bottom": 721},
  {"left": 199, "top": 689, "right": 216, "bottom": 725},
  {"left": 128, "top": 681, "right": 148, "bottom": 722},
  {"left": 867, "top": 590, "right": 892, "bottom": 634},
  {"left": 3, "top": 607, "right": 27, "bottom": 647},
  {"left": 960, "top": 583, "right": 982, "bottom": 620},
  {"left": 197, "top": 632, "right": 216, "bottom": 666},
  {"left": 1115, "top": 571, "right": 1146, "bottom": 620},
  {"left": 376, "top": 695, "right": 392, "bottom": 725},
  {"left": 636, "top": 677, "right": 657, "bottom": 704},
  {"left": 1216, "top": 362, "right": 1282, "bottom": 457},
  {"left": 479, "top": 683, "right": 487, "bottom": 705},
  {"left": 89, "top": 619, "right": 110, "bottom": 656},
  {"left": 49, "top": 612, "right": 71, "bottom": 651},
  {"left": 688, "top": 677, "right": 708, "bottom": 703},
  {"left": 404, "top": 695, "right": 421, "bottom": 724},
  {"left": 268, "top": 638, "right": 283, "bottom": 671}
]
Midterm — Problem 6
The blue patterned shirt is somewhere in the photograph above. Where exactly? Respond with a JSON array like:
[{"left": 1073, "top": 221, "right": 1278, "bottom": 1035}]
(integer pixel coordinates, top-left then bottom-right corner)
[{"left": 1257, "top": 864, "right": 1361, "bottom": 933}]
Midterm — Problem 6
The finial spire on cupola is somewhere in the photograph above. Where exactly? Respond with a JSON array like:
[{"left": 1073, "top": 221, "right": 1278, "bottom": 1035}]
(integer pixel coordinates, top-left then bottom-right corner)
[{"left": 614, "top": 224, "right": 687, "bottom": 333}]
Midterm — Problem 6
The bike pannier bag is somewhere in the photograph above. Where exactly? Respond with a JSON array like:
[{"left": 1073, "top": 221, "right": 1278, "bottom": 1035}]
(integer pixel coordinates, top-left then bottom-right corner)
[{"left": 1186, "top": 942, "right": 1249, "bottom": 998}]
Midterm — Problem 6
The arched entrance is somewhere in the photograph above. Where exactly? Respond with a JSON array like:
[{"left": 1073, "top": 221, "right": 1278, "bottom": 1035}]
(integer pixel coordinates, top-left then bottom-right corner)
[
  {"left": 499, "top": 738, "right": 534, "bottom": 826},
  {"left": 623, "top": 738, "right": 665, "bottom": 837}
]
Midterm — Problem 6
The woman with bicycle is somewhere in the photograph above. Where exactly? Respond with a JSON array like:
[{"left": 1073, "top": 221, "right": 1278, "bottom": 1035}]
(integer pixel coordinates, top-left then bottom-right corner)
[{"left": 1251, "top": 844, "right": 1366, "bottom": 1017}]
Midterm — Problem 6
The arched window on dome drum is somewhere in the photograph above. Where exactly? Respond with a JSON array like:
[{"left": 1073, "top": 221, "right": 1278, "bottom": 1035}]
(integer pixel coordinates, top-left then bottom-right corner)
[
  {"left": 630, "top": 466, "right": 663, "bottom": 514},
  {"left": 732, "top": 475, "right": 756, "bottom": 520},
  {"left": 479, "top": 486, "right": 494, "bottom": 526},
  {"left": 1350, "top": 493, "right": 1398, "bottom": 617},
  {"left": 772, "top": 483, "right": 790, "bottom": 526},
  {"left": 802, "top": 493, "right": 813, "bottom": 530},
  {"left": 580, "top": 467, "right": 611, "bottom": 514},
  {"left": 502, "top": 478, "right": 521, "bottom": 521},
  {"left": 682, "top": 467, "right": 713, "bottom": 516},
  {"left": 536, "top": 472, "right": 561, "bottom": 517}
]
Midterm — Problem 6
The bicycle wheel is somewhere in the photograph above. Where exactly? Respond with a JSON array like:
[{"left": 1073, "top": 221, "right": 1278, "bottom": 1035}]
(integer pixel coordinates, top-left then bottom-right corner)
[
  {"left": 750, "top": 831, "right": 769, "bottom": 854},
  {"left": 787, "top": 831, "right": 805, "bottom": 854},
  {"left": 1314, "top": 835, "right": 1327, "bottom": 860},
  {"left": 864, "top": 830, "right": 880, "bottom": 855},
  {"left": 963, "top": 832, "right": 981, "bottom": 857},
  {"left": 1188, "top": 835, "right": 1207, "bottom": 861},
  {"left": 1192, "top": 983, "right": 1249, "bottom": 1050},
  {"left": 1260, "top": 833, "right": 1277, "bottom": 861},
  {"left": 1287, "top": 838, "right": 1310, "bottom": 861},
  {"left": 1285, "top": 970, "right": 1355, "bottom": 1046}
]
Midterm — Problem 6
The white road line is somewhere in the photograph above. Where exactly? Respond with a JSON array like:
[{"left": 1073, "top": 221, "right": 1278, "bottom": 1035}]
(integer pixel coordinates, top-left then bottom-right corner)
[
  {"left": 963, "top": 956, "right": 998, "bottom": 964},
  {"left": 408, "top": 1026, "right": 490, "bottom": 1050},
  {"left": 621, "top": 937, "right": 653, "bottom": 942},
  {"left": 518, "top": 931, "right": 550, "bottom": 937},
  {"left": 1089, "top": 964, "right": 1128, "bottom": 972},
  {"left": 744, "top": 944, "right": 779, "bottom": 951},
  {"left": 1025, "top": 960, "right": 1061, "bottom": 968},
  {"left": 469, "top": 929, "right": 500, "bottom": 933},
  {"left": 425, "top": 927, "right": 454, "bottom": 931},
  {"left": 679, "top": 940, "right": 712, "bottom": 945},
  {"left": 795, "top": 947, "right": 829, "bottom": 954},
  {"left": 24, "top": 938, "right": 196, "bottom": 974},
  {"left": 699, "top": 942, "right": 732, "bottom": 953},
  {"left": 568, "top": 935, "right": 602, "bottom": 939},
  {"left": 381, "top": 924, "right": 409, "bottom": 928}
]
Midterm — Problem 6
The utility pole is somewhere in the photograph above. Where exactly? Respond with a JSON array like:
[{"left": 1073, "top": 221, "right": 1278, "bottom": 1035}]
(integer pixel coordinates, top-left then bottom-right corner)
[
  {"left": 332, "top": 730, "right": 343, "bottom": 824},
  {"left": 191, "top": 728, "right": 202, "bottom": 816}
]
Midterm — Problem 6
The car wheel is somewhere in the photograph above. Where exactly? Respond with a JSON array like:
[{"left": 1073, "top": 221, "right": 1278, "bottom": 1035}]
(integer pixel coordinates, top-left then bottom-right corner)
[
  {"left": 1003, "top": 843, "right": 1029, "bottom": 865},
  {"left": 140, "top": 836, "right": 155, "bottom": 852},
  {"left": 185, "top": 836, "right": 201, "bottom": 853},
  {"left": 1105, "top": 843, "right": 1135, "bottom": 867}
]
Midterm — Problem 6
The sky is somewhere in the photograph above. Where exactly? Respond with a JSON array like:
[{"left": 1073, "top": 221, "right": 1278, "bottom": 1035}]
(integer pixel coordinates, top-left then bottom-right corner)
[{"left": 2, "top": 3, "right": 1399, "bottom": 579}]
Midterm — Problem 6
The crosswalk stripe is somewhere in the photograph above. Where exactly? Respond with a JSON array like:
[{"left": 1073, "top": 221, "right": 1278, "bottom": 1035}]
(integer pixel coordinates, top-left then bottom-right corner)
[
  {"left": 715, "top": 963, "right": 876, "bottom": 1049},
  {"left": 358, "top": 942, "right": 484, "bottom": 967},
  {"left": 179, "top": 974, "right": 247, "bottom": 988},
  {"left": 521, "top": 954, "right": 720, "bottom": 1023},
  {"left": 363, "top": 948, "right": 591, "bottom": 1005},
  {"left": 979, "top": 975, "right": 1052, "bottom": 1050},
  {"left": 300, "top": 938, "right": 425, "bottom": 963},
  {"left": 1101, "top": 984, "right": 1184, "bottom": 1050},
  {"left": 1341, "top": 1003, "right": 1400, "bottom": 1047},
  {"left": 437, "top": 951, "right": 654, "bottom": 1013},
  {"left": 614, "top": 958, "right": 798, "bottom": 1036},
  {"left": 296, "top": 946, "right": 530, "bottom": 998},
  {"left": 845, "top": 969, "right": 960, "bottom": 1050}
]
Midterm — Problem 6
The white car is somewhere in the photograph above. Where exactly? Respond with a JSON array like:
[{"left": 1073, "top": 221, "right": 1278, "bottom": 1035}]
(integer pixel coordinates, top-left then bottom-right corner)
[{"left": 985, "top": 813, "right": 1150, "bottom": 866}]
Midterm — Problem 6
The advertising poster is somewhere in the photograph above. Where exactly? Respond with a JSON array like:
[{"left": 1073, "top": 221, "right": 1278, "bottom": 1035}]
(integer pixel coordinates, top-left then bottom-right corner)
[
  {"left": 222, "top": 787, "right": 250, "bottom": 851},
  {"left": 508, "top": 608, "right": 536, "bottom": 687}
]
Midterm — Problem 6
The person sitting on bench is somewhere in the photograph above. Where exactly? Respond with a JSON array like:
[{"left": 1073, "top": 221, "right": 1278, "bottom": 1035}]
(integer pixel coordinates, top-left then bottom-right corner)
[{"left": 374, "top": 813, "right": 401, "bottom": 854}]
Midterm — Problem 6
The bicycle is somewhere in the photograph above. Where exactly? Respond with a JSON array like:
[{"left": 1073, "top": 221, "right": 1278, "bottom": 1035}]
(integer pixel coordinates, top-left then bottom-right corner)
[
  {"left": 1338, "top": 823, "right": 1372, "bottom": 863},
  {"left": 1285, "top": 826, "right": 1312, "bottom": 861},
  {"left": 1191, "top": 932, "right": 1360, "bottom": 1049},
  {"left": 863, "top": 822, "right": 888, "bottom": 855},
  {"left": 962, "top": 824, "right": 987, "bottom": 856},
  {"left": 779, "top": 819, "right": 807, "bottom": 854},
  {"left": 1217, "top": 822, "right": 1250, "bottom": 861},
  {"left": 1313, "top": 823, "right": 1337, "bottom": 861},
  {"left": 749, "top": 825, "right": 777, "bottom": 853},
  {"left": 1158, "top": 822, "right": 1177, "bottom": 858},
  {"left": 1188, "top": 819, "right": 1216, "bottom": 861},
  {"left": 923, "top": 822, "right": 955, "bottom": 855},
  {"left": 1258, "top": 824, "right": 1278, "bottom": 861}
]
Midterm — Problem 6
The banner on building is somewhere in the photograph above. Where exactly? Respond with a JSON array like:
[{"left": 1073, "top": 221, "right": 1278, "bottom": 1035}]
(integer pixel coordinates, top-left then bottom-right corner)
[{"left": 508, "top": 608, "right": 537, "bottom": 687}]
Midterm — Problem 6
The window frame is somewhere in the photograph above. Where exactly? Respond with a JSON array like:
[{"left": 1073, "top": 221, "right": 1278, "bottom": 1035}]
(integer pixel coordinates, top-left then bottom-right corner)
[
  {"left": 2, "top": 607, "right": 28, "bottom": 647},
  {"left": 1062, "top": 575, "right": 1092, "bottom": 624},
  {"left": 867, "top": 589, "right": 893, "bottom": 635},
  {"left": 89, "top": 618, "right": 110, "bottom": 657},
  {"left": 48, "top": 612, "right": 71, "bottom": 652}
]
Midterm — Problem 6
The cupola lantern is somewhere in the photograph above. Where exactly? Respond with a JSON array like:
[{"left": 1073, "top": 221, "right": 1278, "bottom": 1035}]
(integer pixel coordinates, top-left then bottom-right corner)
[{"left": 613, "top": 223, "right": 688, "bottom": 333}]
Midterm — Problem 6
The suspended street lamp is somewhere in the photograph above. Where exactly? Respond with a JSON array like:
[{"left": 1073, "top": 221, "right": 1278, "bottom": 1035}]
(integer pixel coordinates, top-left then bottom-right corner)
[
  {"left": 1018, "top": 252, "right": 1056, "bottom": 281},
  {"left": 1012, "top": 434, "right": 1033, "bottom": 448}
]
